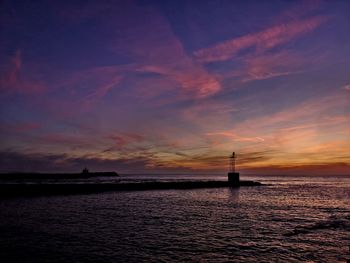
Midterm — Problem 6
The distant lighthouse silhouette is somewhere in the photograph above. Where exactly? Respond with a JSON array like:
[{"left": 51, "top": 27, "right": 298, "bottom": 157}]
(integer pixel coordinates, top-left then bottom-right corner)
[{"left": 228, "top": 152, "right": 240, "bottom": 186}]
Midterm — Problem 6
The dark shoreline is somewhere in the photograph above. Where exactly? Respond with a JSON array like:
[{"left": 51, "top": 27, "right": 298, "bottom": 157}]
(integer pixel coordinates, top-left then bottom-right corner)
[
  {"left": 0, "top": 172, "right": 119, "bottom": 179},
  {"left": 0, "top": 180, "right": 262, "bottom": 198}
]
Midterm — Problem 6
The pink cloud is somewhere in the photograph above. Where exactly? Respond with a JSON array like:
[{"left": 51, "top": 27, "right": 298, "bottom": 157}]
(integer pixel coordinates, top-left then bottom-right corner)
[
  {"left": 54, "top": 3, "right": 223, "bottom": 102},
  {"left": 180, "top": 100, "right": 239, "bottom": 133},
  {"left": 342, "top": 84, "right": 350, "bottom": 91},
  {"left": 41, "top": 134, "right": 88, "bottom": 145},
  {"left": 9, "top": 50, "right": 22, "bottom": 81},
  {"left": 37, "top": 133, "right": 102, "bottom": 151},
  {"left": 121, "top": 74, "right": 179, "bottom": 104},
  {"left": 138, "top": 63, "right": 221, "bottom": 98},
  {"left": 108, "top": 135, "right": 128, "bottom": 147},
  {"left": 194, "top": 15, "right": 329, "bottom": 63},
  {"left": 40, "top": 66, "right": 124, "bottom": 117},
  {"left": 111, "top": 4, "right": 221, "bottom": 98},
  {"left": 0, "top": 122, "right": 42, "bottom": 133},
  {"left": 0, "top": 50, "right": 46, "bottom": 94},
  {"left": 108, "top": 132, "right": 145, "bottom": 148},
  {"left": 238, "top": 51, "right": 304, "bottom": 82},
  {"left": 81, "top": 75, "right": 123, "bottom": 110}
]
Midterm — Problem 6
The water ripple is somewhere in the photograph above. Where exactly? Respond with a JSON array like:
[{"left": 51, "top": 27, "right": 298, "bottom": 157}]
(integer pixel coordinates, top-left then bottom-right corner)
[{"left": 0, "top": 176, "right": 349, "bottom": 262}]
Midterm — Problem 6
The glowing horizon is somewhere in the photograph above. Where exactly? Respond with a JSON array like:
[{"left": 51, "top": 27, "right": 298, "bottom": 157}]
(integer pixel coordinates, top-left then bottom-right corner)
[{"left": 0, "top": 0, "right": 349, "bottom": 175}]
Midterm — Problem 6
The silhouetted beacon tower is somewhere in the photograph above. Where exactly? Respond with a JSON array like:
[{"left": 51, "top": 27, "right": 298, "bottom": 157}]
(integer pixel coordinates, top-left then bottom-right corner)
[{"left": 228, "top": 152, "right": 240, "bottom": 185}]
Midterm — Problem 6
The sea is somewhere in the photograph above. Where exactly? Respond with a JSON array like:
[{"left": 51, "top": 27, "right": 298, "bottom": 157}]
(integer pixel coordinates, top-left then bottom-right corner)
[{"left": 0, "top": 174, "right": 349, "bottom": 262}]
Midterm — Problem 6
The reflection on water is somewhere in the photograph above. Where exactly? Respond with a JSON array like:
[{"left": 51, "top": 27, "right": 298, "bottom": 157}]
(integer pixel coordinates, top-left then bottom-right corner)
[{"left": 0, "top": 175, "right": 349, "bottom": 262}]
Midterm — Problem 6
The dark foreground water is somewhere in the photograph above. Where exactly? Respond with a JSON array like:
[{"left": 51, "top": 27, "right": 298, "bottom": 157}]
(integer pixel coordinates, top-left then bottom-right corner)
[{"left": 0, "top": 175, "right": 349, "bottom": 262}]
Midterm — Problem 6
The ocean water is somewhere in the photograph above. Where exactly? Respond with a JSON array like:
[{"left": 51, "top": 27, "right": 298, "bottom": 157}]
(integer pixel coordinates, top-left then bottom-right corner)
[{"left": 0, "top": 175, "right": 349, "bottom": 262}]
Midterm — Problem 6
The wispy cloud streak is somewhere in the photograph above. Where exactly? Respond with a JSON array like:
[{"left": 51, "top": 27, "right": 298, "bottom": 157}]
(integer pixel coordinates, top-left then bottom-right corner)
[
  {"left": 0, "top": 50, "right": 46, "bottom": 94},
  {"left": 111, "top": 4, "right": 221, "bottom": 98},
  {"left": 194, "top": 16, "right": 329, "bottom": 63}
]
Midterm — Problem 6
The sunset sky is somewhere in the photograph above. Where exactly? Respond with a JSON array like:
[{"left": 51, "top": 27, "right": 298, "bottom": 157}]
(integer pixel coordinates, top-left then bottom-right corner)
[{"left": 0, "top": 0, "right": 349, "bottom": 174}]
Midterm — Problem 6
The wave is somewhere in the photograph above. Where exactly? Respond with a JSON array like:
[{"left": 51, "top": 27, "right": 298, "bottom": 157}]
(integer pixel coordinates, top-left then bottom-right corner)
[{"left": 284, "top": 214, "right": 350, "bottom": 236}]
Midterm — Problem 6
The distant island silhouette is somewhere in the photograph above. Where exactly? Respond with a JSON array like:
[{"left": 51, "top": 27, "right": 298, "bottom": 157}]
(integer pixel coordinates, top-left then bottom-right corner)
[{"left": 0, "top": 168, "right": 119, "bottom": 180}]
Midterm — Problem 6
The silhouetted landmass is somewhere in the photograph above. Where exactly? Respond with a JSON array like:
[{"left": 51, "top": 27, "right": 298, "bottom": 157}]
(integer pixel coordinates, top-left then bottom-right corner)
[
  {"left": 0, "top": 171, "right": 119, "bottom": 179},
  {"left": 0, "top": 180, "right": 262, "bottom": 198}
]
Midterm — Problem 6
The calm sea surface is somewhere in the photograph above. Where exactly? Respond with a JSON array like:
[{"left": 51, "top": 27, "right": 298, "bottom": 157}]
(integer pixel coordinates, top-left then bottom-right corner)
[{"left": 0, "top": 174, "right": 349, "bottom": 262}]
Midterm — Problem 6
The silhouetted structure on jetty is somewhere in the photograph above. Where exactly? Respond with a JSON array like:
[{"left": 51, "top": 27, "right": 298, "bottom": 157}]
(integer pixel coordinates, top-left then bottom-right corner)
[{"left": 228, "top": 152, "right": 240, "bottom": 186}]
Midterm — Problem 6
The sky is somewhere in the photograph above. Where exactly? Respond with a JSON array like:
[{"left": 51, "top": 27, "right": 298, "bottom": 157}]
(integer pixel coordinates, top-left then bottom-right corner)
[{"left": 0, "top": 0, "right": 349, "bottom": 175}]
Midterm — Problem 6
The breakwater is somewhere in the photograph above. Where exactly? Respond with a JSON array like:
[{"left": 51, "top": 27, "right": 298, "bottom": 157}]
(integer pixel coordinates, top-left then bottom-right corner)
[{"left": 0, "top": 180, "right": 261, "bottom": 197}]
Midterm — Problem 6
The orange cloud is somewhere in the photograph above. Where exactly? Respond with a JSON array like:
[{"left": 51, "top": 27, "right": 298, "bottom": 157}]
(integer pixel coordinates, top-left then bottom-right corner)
[
  {"left": 196, "top": 93, "right": 350, "bottom": 171},
  {"left": 194, "top": 16, "right": 329, "bottom": 63},
  {"left": 206, "top": 131, "right": 265, "bottom": 143},
  {"left": 235, "top": 94, "right": 348, "bottom": 132}
]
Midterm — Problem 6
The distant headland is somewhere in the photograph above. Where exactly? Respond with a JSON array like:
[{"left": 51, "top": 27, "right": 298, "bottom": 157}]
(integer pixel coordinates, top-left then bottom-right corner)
[{"left": 0, "top": 168, "right": 119, "bottom": 180}]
